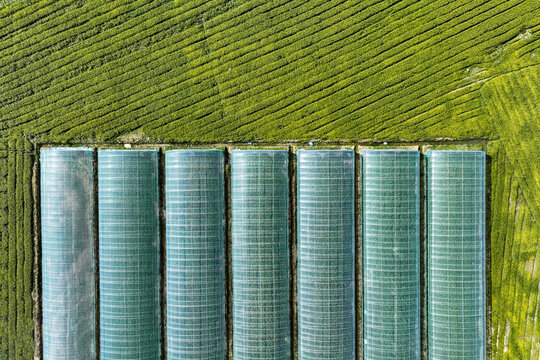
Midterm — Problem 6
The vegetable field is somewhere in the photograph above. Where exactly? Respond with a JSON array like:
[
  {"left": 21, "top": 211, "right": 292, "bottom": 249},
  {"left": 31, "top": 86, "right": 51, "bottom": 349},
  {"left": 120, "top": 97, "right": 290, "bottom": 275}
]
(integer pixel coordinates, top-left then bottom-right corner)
[{"left": 0, "top": 0, "right": 538, "bottom": 359}]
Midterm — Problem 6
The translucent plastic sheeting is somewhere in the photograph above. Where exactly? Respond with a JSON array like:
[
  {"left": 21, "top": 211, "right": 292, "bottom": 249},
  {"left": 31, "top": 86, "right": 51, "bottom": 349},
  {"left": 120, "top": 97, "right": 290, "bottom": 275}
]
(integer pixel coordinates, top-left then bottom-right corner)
[
  {"left": 297, "top": 150, "right": 355, "bottom": 360},
  {"left": 98, "top": 150, "right": 161, "bottom": 360},
  {"left": 230, "top": 150, "right": 291, "bottom": 360},
  {"left": 425, "top": 150, "right": 486, "bottom": 360},
  {"left": 361, "top": 149, "right": 420, "bottom": 360},
  {"left": 41, "top": 148, "right": 96, "bottom": 360},
  {"left": 165, "top": 150, "right": 226, "bottom": 359}
]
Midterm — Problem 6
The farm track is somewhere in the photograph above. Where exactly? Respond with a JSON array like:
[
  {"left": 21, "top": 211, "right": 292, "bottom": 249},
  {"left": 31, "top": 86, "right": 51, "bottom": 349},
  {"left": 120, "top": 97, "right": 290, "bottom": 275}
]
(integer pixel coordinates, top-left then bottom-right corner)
[{"left": 0, "top": 0, "right": 539, "bottom": 358}]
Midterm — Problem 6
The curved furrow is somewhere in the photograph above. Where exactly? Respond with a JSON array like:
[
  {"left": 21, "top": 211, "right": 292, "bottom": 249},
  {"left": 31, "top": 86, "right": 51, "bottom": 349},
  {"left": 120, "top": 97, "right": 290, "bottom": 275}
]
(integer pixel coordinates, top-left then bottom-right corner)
[
  {"left": 287, "top": 1, "right": 532, "bottom": 137},
  {"left": 1, "top": 0, "right": 536, "bottom": 143},
  {"left": 0, "top": 0, "right": 144, "bottom": 72},
  {"left": 146, "top": 0, "right": 455, "bottom": 134},
  {"left": 192, "top": 0, "right": 514, "bottom": 136},
  {"left": 0, "top": 0, "right": 218, "bottom": 96},
  {"left": 1, "top": 0, "right": 312, "bottom": 125},
  {"left": 7, "top": 0, "right": 372, "bottom": 134},
  {"left": 1, "top": 0, "right": 341, "bottom": 114}
]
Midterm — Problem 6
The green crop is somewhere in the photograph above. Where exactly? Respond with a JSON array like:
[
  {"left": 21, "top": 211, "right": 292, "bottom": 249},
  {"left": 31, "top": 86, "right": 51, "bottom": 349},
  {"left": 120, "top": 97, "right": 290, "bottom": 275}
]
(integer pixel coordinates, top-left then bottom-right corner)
[{"left": 0, "top": 0, "right": 538, "bottom": 358}]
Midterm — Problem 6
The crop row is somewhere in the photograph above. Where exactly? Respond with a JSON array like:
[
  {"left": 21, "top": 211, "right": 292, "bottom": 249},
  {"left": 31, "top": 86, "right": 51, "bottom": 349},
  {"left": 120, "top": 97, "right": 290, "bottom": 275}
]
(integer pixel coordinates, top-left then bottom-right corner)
[
  {"left": 482, "top": 67, "right": 539, "bottom": 217},
  {"left": 262, "top": 1, "right": 534, "bottom": 134},
  {"left": 0, "top": 0, "right": 69, "bottom": 41},
  {"left": 0, "top": 141, "right": 7, "bottom": 360},
  {"left": 0, "top": 0, "right": 368, "bottom": 133},
  {"left": 488, "top": 141, "right": 540, "bottom": 359},
  {"left": 484, "top": 73, "right": 539, "bottom": 360},
  {"left": 27, "top": 0, "right": 367, "bottom": 137},
  {"left": 0, "top": 0, "right": 317, "bottom": 121},
  {"left": 157, "top": 0, "right": 535, "bottom": 140},
  {"left": 4, "top": 2, "right": 532, "bottom": 143},
  {"left": 0, "top": 0, "right": 222, "bottom": 99},
  {"left": 0, "top": 0, "right": 448, "bottom": 110},
  {"left": 0, "top": 137, "right": 33, "bottom": 360},
  {"left": 0, "top": 0, "right": 538, "bottom": 358},
  {"left": 0, "top": 0, "right": 538, "bottom": 141},
  {"left": 2, "top": 0, "right": 532, "bottom": 142}
]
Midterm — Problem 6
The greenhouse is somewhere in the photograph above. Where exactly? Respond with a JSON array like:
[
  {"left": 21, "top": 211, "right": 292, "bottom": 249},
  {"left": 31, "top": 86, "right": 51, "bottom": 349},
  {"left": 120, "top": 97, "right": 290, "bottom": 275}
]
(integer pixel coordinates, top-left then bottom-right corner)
[
  {"left": 34, "top": 147, "right": 489, "bottom": 360},
  {"left": 165, "top": 150, "right": 226, "bottom": 359},
  {"left": 98, "top": 150, "right": 161, "bottom": 360},
  {"left": 361, "top": 149, "right": 421, "bottom": 360},
  {"left": 40, "top": 148, "right": 96, "bottom": 360},
  {"left": 230, "top": 150, "right": 291, "bottom": 360},
  {"left": 296, "top": 149, "right": 356, "bottom": 360},
  {"left": 425, "top": 150, "right": 486, "bottom": 359},
  {"left": 3, "top": 0, "right": 535, "bottom": 357}
]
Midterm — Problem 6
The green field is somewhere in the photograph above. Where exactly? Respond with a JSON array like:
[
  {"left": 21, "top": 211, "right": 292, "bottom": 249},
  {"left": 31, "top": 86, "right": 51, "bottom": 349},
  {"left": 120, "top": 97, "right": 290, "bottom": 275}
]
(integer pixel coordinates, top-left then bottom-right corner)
[{"left": 0, "top": 0, "right": 539, "bottom": 358}]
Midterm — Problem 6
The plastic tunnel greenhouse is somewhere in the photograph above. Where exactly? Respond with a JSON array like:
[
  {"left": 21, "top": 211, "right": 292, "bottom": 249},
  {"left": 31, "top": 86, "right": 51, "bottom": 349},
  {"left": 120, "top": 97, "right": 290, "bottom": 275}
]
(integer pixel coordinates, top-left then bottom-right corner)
[
  {"left": 36, "top": 147, "right": 488, "bottom": 360},
  {"left": 425, "top": 150, "right": 486, "bottom": 360},
  {"left": 361, "top": 149, "right": 420, "bottom": 360},
  {"left": 98, "top": 150, "right": 161, "bottom": 360},
  {"left": 230, "top": 150, "right": 290, "bottom": 360},
  {"left": 296, "top": 149, "right": 356, "bottom": 360},
  {"left": 40, "top": 148, "right": 96, "bottom": 360},
  {"left": 165, "top": 150, "right": 226, "bottom": 360}
]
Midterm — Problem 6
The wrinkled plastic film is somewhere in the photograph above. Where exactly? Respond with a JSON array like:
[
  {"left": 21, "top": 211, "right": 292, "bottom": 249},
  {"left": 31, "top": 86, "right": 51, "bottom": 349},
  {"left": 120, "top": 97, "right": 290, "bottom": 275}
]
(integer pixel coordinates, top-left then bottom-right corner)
[
  {"left": 165, "top": 150, "right": 226, "bottom": 359},
  {"left": 231, "top": 150, "right": 290, "bottom": 360},
  {"left": 296, "top": 150, "right": 355, "bottom": 360},
  {"left": 98, "top": 150, "right": 161, "bottom": 360},
  {"left": 41, "top": 148, "right": 96, "bottom": 360},
  {"left": 361, "top": 150, "right": 420, "bottom": 359},
  {"left": 425, "top": 150, "right": 486, "bottom": 359}
]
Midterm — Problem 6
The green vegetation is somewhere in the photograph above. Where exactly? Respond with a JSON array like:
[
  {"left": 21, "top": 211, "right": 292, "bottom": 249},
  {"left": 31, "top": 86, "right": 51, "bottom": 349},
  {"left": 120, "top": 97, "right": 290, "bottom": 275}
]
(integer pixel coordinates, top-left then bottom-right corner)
[
  {"left": 483, "top": 67, "right": 539, "bottom": 218},
  {"left": 489, "top": 141, "right": 539, "bottom": 359},
  {"left": 0, "top": 0, "right": 538, "bottom": 358},
  {"left": 0, "top": 138, "right": 33, "bottom": 360}
]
